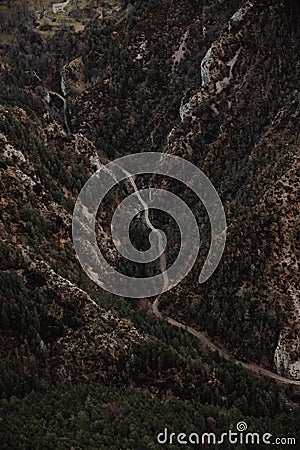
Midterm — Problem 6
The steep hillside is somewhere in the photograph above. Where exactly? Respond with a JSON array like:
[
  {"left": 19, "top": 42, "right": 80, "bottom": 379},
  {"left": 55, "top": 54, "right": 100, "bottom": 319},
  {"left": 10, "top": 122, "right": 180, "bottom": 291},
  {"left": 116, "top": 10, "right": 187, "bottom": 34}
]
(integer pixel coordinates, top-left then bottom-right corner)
[
  {"left": 164, "top": 0, "right": 300, "bottom": 377},
  {"left": 163, "top": 2, "right": 299, "bottom": 378},
  {"left": 0, "top": 0, "right": 299, "bottom": 448},
  {"left": 0, "top": 99, "right": 146, "bottom": 396},
  {"left": 67, "top": 0, "right": 300, "bottom": 378}
]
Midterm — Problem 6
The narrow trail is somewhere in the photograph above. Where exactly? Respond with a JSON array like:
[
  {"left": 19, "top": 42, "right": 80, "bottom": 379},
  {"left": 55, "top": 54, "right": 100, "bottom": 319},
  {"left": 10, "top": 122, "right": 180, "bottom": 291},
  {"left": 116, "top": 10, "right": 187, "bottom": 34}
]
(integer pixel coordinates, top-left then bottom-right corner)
[{"left": 121, "top": 168, "right": 300, "bottom": 387}]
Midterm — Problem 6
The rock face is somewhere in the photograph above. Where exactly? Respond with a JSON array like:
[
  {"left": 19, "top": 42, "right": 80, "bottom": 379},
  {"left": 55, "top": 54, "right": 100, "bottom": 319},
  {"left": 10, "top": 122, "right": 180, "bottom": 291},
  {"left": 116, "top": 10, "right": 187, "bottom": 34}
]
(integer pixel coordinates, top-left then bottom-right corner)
[
  {"left": 30, "top": 259, "right": 144, "bottom": 382},
  {"left": 274, "top": 288, "right": 300, "bottom": 380},
  {"left": 274, "top": 334, "right": 300, "bottom": 381}
]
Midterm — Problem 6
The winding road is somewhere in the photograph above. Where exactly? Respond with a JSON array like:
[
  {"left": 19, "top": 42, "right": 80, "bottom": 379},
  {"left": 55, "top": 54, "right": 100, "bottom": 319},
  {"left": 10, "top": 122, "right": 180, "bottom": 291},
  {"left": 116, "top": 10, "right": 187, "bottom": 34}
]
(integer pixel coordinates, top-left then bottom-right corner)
[
  {"left": 122, "top": 168, "right": 300, "bottom": 387},
  {"left": 153, "top": 297, "right": 300, "bottom": 386}
]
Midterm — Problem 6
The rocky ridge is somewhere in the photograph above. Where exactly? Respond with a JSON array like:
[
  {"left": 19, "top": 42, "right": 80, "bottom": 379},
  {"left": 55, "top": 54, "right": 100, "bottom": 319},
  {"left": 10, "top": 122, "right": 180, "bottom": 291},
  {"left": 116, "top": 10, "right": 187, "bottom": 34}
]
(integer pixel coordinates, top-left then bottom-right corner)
[{"left": 0, "top": 101, "right": 144, "bottom": 391}]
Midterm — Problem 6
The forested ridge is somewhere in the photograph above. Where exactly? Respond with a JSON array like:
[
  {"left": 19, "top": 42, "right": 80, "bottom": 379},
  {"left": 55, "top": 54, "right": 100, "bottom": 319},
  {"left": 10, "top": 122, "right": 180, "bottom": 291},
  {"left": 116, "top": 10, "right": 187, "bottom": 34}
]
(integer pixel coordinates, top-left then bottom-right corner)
[{"left": 0, "top": 0, "right": 299, "bottom": 448}]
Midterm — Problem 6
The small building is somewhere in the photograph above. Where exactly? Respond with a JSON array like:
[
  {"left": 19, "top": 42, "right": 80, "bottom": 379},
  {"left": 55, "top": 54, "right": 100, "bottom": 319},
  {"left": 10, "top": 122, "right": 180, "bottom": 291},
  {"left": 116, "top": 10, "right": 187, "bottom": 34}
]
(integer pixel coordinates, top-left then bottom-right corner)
[
  {"left": 52, "top": 3, "right": 65, "bottom": 14},
  {"left": 52, "top": 0, "right": 70, "bottom": 14}
]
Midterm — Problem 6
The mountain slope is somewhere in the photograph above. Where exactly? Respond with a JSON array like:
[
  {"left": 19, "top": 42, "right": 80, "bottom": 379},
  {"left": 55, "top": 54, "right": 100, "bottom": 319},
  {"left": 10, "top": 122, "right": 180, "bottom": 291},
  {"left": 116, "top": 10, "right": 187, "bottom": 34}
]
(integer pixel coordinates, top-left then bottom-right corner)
[{"left": 66, "top": 0, "right": 300, "bottom": 378}]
